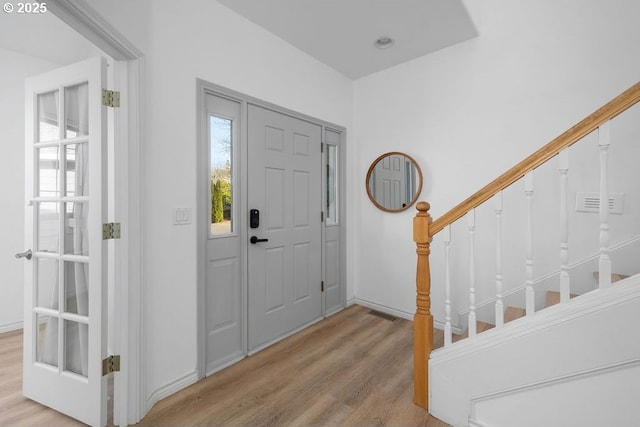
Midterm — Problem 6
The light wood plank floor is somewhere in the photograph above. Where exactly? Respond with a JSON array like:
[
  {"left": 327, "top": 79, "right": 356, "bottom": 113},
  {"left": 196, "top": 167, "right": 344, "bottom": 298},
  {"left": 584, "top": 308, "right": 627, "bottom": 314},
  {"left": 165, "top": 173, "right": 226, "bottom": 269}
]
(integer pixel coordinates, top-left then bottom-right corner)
[
  {"left": 0, "top": 329, "right": 85, "bottom": 427},
  {"left": 1, "top": 305, "right": 448, "bottom": 426}
]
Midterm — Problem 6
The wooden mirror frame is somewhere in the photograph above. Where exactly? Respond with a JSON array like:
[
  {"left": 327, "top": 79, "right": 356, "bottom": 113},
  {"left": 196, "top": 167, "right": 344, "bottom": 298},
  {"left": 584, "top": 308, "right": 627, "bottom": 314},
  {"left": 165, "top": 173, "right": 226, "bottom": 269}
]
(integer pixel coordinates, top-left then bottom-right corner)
[{"left": 365, "top": 151, "right": 423, "bottom": 213}]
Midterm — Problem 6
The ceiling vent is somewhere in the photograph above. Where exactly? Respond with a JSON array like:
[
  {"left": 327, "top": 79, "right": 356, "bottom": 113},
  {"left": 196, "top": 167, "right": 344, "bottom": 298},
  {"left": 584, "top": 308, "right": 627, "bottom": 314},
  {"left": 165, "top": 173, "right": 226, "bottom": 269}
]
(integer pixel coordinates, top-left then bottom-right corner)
[{"left": 575, "top": 192, "right": 624, "bottom": 214}]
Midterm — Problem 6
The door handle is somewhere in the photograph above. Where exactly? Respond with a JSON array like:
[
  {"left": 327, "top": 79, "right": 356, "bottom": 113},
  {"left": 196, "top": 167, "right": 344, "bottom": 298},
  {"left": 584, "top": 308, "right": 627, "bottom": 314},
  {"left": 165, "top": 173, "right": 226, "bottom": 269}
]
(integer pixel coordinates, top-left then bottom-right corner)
[
  {"left": 250, "top": 236, "right": 269, "bottom": 244},
  {"left": 15, "top": 249, "right": 32, "bottom": 260}
]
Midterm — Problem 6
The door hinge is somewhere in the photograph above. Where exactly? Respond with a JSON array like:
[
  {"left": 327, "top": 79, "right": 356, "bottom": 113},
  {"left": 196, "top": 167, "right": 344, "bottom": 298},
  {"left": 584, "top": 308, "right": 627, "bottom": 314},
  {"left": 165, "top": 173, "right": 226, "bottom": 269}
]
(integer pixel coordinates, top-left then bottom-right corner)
[
  {"left": 321, "top": 211, "right": 324, "bottom": 222},
  {"left": 321, "top": 281, "right": 324, "bottom": 292},
  {"left": 102, "top": 355, "right": 121, "bottom": 376},
  {"left": 321, "top": 142, "right": 324, "bottom": 153},
  {"left": 102, "top": 89, "right": 121, "bottom": 108},
  {"left": 103, "top": 222, "right": 121, "bottom": 240}
]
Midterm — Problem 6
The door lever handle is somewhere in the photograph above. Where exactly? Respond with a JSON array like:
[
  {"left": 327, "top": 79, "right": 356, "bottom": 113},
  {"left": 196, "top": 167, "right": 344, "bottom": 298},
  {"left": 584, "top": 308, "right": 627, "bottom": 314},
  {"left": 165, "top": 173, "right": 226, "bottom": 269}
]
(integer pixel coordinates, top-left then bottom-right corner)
[
  {"left": 15, "top": 249, "right": 32, "bottom": 260},
  {"left": 250, "top": 236, "right": 269, "bottom": 244}
]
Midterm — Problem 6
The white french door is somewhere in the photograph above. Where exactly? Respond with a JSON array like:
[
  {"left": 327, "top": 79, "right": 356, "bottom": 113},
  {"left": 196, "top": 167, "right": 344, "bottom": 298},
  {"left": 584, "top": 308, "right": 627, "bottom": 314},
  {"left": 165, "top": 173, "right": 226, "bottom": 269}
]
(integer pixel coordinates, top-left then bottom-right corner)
[{"left": 22, "top": 56, "right": 108, "bottom": 427}]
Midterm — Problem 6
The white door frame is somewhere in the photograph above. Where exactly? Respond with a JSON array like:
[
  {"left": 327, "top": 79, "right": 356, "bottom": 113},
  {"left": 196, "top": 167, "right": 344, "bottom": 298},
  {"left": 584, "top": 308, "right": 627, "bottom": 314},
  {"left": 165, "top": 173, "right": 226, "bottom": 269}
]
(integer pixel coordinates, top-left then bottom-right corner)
[
  {"left": 46, "top": 1, "right": 145, "bottom": 424},
  {"left": 196, "top": 80, "right": 347, "bottom": 379}
]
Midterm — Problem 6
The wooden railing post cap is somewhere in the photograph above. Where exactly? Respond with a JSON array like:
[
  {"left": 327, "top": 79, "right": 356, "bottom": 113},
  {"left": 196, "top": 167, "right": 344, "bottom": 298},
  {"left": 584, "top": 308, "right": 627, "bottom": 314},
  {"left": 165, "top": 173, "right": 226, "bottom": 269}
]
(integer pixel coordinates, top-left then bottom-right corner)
[
  {"left": 416, "top": 201, "right": 430, "bottom": 213},
  {"left": 414, "top": 201, "right": 432, "bottom": 244}
]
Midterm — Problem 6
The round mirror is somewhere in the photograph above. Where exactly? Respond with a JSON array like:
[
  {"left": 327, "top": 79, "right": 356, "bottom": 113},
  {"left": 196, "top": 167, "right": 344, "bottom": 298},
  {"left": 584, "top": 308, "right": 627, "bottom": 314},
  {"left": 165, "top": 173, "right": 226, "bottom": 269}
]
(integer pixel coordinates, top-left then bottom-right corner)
[{"left": 366, "top": 152, "right": 423, "bottom": 212}]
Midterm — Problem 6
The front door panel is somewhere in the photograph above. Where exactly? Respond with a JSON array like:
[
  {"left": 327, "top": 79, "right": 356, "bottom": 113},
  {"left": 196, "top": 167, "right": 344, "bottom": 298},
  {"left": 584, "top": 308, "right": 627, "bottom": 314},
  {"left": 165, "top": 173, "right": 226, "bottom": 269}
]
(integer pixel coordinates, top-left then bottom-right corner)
[{"left": 247, "top": 105, "right": 322, "bottom": 350}]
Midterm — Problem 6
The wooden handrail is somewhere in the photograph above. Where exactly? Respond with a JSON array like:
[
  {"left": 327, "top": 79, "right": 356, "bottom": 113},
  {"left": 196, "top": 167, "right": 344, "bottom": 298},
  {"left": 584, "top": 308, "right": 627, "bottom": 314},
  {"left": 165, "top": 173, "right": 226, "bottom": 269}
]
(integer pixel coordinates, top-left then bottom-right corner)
[
  {"left": 413, "top": 81, "right": 640, "bottom": 411},
  {"left": 430, "top": 81, "right": 640, "bottom": 236}
]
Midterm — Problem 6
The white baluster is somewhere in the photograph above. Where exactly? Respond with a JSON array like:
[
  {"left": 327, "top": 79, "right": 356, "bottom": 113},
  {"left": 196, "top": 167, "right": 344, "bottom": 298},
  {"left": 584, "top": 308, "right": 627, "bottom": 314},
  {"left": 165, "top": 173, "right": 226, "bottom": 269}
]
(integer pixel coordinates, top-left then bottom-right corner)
[
  {"left": 494, "top": 191, "right": 504, "bottom": 327},
  {"left": 525, "top": 171, "right": 535, "bottom": 315},
  {"left": 468, "top": 209, "right": 477, "bottom": 337},
  {"left": 444, "top": 225, "right": 452, "bottom": 346},
  {"left": 559, "top": 150, "right": 570, "bottom": 303},
  {"left": 599, "top": 122, "right": 612, "bottom": 289}
]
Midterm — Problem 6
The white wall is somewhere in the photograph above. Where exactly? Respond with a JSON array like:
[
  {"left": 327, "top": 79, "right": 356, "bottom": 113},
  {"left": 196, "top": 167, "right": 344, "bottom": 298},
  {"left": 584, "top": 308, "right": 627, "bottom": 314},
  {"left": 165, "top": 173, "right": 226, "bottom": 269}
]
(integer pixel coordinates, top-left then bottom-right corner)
[
  {"left": 0, "top": 48, "right": 61, "bottom": 332},
  {"left": 75, "top": 0, "right": 640, "bottom": 415},
  {"left": 353, "top": 0, "right": 640, "bottom": 321},
  {"left": 85, "top": 0, "right": 354, "bottom": 407}
]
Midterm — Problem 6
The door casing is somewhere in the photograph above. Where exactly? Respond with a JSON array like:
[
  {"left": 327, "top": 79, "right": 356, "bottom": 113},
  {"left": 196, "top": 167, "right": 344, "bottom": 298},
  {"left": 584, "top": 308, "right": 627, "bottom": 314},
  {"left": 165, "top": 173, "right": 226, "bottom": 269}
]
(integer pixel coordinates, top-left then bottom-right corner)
[
  {"left": 46, "top": 2, "right": 145, "bottom": 424},
  {"left": 196, "top": 79, "right": 347, "bottom": 379}
]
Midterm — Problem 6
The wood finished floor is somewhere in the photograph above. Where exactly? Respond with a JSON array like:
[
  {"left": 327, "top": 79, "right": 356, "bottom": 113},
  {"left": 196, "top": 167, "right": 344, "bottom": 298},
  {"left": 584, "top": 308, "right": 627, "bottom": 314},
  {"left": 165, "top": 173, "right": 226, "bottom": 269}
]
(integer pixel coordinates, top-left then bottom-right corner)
[
  {"left": 0, "top": 329, "right": 85, "bottom": 427},
  {"left": 1, "top": 305, "right": 449, "bottom": 426}
]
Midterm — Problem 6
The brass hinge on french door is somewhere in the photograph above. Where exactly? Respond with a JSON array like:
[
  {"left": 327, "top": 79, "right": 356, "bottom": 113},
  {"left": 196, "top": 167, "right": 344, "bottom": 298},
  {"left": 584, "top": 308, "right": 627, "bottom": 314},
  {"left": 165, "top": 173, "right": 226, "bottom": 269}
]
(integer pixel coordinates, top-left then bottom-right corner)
[
  {"left": 102, "top": 89, "right": 121, "bottom": 108},
  {"left": 102, "top": 355, "right": 121, "bottom": 376},
  {"left": 103, "top": 223, "right": 121, "bottom": 240},
  {"left": 321, "top": 281, "right": 325, "bottom": 292}
]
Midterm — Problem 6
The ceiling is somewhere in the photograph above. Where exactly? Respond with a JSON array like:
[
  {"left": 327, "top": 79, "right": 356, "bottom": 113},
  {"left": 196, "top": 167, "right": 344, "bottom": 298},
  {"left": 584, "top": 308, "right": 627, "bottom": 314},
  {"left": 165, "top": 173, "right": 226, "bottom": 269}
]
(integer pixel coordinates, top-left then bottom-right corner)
[
  {"left": 216, "top": 0, "right": 478, "bottom": 79},
  {"left": 0, "top": 9, "right": 99, "bottom": 65},
  {"left": 0, "top": 1, "right": 477, "bottom": 79}
]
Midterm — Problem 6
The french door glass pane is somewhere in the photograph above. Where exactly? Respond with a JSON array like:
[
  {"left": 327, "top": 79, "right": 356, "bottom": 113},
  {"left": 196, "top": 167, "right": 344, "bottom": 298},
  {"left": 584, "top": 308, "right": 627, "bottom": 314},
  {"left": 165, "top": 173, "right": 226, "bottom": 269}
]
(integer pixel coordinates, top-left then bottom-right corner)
[
  {"left": 38, "top": 146, "right": 59, "bottom": 198},
  {"left": 64, "top": 202, "right": 89, "bottom": 256},
  {"left": 38, "top": 202, "right": 59, "bottom": 253},
  {"left": 64, "top": 261, "right": 89, "bottom": 316},
  {"left": 37, "top": 90, "right": 60, "bottom": 142},
  {"left": 65, "top": 143, "right": 89, "bottom": 196},
  {"left": 65, "top": 83, "right": 89, "bottom": 138},
  {"left": 64, "top": 321, "right": 88, "bottom": 377},
  {"left": 36, "top": 314, "right": 58, "bottom": 367},
  {"left": 36, "top": 258, "right": 59, "bottom": 309},
  {"left": 210, "top": 116, "right": 233, "bottom": 235}
]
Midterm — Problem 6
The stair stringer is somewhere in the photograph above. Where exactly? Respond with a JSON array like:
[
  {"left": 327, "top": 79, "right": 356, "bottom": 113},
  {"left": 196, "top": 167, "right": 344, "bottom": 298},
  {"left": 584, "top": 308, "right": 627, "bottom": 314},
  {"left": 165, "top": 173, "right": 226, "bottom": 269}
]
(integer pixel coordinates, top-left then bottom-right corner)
[
  {"left": 428, "top": 274, "right": 640, "bottom": 427},
  {"left": 468, "top": 357, "right": 640, "bottom": 427}
]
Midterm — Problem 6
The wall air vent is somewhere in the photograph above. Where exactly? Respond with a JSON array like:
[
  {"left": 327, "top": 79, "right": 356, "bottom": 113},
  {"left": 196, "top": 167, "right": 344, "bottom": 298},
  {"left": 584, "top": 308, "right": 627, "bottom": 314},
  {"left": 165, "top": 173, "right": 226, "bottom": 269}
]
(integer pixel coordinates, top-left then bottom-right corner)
[{"left": 575, "top": 192, "right": 624, "bottom": 214}]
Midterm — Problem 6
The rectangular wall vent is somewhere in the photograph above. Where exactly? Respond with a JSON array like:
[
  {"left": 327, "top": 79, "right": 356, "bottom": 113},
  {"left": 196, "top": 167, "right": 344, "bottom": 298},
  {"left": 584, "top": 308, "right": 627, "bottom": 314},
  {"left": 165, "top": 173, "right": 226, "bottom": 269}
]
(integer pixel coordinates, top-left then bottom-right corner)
[{"left": 575, "top": 192, "right": 624, "bottom": 214}]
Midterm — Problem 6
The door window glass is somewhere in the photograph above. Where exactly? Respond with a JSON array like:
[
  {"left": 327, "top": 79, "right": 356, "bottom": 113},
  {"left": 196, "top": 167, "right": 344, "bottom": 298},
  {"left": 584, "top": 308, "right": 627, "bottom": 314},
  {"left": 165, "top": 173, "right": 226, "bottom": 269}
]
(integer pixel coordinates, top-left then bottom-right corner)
[
  {"left": 64, "top": 83, "right": 89, "bottom": 138},
  {"left": 37, "top": 90, "right": 59, "bottom": 142},
  {"left": 38, "top": 146, "right": 60, "bottom": 197},
  {"left": 326, "top": 144, "right": 338, "bottom": 224},
  {"left": 210, "top": 116, "right": 233, "bottom": 235}
]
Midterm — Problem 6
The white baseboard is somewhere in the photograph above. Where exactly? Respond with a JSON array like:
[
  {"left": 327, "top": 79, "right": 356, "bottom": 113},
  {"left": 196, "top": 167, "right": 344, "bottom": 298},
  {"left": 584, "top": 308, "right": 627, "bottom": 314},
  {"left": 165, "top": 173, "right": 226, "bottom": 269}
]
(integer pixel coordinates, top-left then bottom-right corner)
[
  {"left": 469, "top": 418, "right": 492, "bottom": 427},
  {"left": 0, "top": 321, "right": 23, "bottom": 334},
  {"left": 145, "top": 370, "right": 199, "bottom": 414},
  {"left": 353, "top": 298, "right": 413, "bottom": 321},
  {"left": 353, "top": 298, "right": 464, "bottom": 334},
  {"left": 356, "top": 298, "right": 464, "bottom": 335}
]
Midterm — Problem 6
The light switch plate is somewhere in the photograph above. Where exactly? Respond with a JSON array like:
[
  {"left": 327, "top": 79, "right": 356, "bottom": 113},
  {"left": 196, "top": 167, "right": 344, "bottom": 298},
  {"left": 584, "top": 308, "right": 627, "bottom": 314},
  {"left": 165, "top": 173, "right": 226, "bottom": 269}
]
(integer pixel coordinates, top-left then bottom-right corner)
[{"left": 173, "top": 208, "right": 192, "bottom": 225}]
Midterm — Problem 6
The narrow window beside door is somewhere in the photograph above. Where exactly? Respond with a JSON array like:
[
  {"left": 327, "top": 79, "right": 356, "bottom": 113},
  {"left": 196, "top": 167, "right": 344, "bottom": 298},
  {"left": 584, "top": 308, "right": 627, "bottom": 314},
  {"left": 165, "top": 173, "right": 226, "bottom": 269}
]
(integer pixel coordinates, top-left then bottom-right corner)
[
  {"left": 210, "top": 116, "right": 233, "bottom": 235},
  {"left": 326, "top": 143, "right": 338, "bottom": 224}
]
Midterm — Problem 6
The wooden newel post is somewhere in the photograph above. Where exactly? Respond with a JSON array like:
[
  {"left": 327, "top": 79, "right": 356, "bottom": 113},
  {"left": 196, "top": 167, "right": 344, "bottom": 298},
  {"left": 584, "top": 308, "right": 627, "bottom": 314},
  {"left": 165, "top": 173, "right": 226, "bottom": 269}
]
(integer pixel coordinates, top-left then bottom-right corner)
[{"left": 413, "top": 201, "right": 433, "bottom": 410}]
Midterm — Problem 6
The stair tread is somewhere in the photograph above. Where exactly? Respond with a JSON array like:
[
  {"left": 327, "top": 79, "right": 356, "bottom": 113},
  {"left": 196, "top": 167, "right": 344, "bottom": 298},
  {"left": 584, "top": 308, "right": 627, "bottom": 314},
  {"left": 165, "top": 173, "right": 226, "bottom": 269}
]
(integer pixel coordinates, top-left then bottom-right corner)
[
  {"left": 453, "top": 321, "right": 494, "bottom": 341},
  {"left": 593, "top": 272, "right": 630, "bottom": 284},
  {"left": 504, "top": 306, "right": 526, "bottom": 323},
  {"left": 545, "top": 290, "right": 578, "bottom": 308}
]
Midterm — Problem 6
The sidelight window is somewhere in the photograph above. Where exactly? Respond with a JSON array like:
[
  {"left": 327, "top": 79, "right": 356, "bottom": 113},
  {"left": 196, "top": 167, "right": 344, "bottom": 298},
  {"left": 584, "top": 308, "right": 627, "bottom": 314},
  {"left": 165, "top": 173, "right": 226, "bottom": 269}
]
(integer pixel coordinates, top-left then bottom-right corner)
[
  {"left": 326, "top": 143, "right": 338, "bottom": 224},
  {"left": 210, "top": 116, "right": 233, "bottom": 235}
]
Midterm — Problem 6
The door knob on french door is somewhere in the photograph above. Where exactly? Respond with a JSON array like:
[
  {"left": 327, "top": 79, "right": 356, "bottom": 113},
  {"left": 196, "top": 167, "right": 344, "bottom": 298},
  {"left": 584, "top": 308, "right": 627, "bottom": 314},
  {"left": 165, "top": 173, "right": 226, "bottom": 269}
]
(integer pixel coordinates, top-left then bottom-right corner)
[
  {"left": 250, "top": 236, "right": 269, "bottom": 244},
  {"left": 15, "top": 249, "right": 32, "bottom": 260}
]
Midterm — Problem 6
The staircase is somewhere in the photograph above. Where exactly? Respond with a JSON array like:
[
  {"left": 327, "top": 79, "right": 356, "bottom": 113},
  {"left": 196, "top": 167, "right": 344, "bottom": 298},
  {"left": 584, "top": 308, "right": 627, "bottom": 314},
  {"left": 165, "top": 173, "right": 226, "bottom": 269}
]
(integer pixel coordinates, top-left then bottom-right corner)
[
  {"left": 432, "top": 274, "right": 640, "bottom": 427},
  {"left": 411, "top": 82, "right": 640, "bottom": 427}
]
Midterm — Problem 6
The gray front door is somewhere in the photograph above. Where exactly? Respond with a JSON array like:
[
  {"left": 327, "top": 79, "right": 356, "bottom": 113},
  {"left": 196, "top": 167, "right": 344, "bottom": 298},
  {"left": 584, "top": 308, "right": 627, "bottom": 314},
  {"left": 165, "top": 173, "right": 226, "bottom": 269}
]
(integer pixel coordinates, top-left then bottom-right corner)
[{"left": 247, "top": 104, "right": 322, "bottom": 351}]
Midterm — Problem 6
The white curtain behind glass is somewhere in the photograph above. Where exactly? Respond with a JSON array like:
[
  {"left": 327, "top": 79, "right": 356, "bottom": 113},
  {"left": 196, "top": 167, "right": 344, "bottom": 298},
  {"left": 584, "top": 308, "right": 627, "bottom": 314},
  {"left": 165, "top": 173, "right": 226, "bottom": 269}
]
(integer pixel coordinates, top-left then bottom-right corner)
[{"left": 41, "top": 83, "right": 90, "bottom": 376}]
